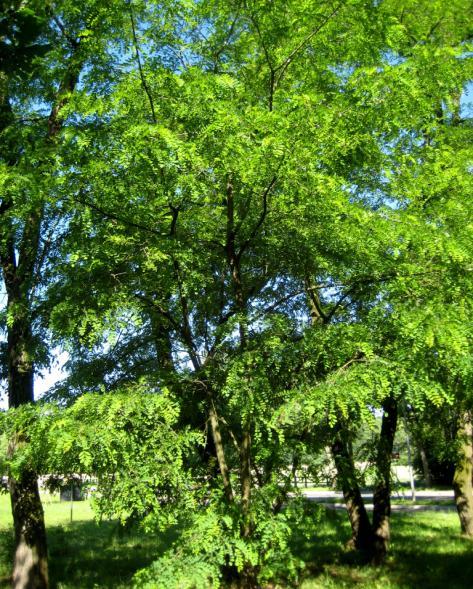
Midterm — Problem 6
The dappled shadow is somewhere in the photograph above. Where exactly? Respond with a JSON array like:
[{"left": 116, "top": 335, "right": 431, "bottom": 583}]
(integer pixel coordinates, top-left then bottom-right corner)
[
  {"left": 389, "top": 549, "right": 473, "bottom": 589},
  {"left": 2, "top": 504, "right": 472, "bottom": 588},
  {"left": 388, "top": 514, "right": 473, "bottom": 589},
  {"left": 47, "top": 519, "right": 177, "bottom": 589},
  {"left": 294, "top": 507, "right": 473, "bottom": 589},
  {"left": 1, "top": 517, "right": 175, "bottom": 589},
  {"left": 0, "top": 529, "right": 13, "bottom": 588}
]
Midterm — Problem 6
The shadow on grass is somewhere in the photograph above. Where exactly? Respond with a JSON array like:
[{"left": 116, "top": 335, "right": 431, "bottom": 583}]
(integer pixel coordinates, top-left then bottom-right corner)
[
  {"left": 388, "top": 514, "right": 473, "bottom": 589},
  {"left": 295, "top": 506, "right": 473, "bottom": 589},
  {"left": 0, "top": 529, "right": 13, "bottom": 588},
  {"left": 0, "top": 520, "right": 174, "bottom": 589},
  {"left": 2, "top": 505, "right": 472, "bottom": 588},
  {"left": 49, "top": 520, "right": 177, "bottom": 589}
]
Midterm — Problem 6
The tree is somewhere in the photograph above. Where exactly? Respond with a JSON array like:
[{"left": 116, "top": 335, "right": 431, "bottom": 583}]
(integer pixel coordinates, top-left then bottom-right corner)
[
  {"left": 2, "top": 0, "right": 470, "bottom": 586},
  {"left": 0, "top": 2, "right": 137, "bottom": 585}
]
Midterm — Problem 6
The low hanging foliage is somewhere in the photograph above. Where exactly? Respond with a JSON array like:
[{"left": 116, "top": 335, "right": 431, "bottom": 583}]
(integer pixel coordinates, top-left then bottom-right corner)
[{"left": 1, "top": 382, "right": 201, "bottom": 531}]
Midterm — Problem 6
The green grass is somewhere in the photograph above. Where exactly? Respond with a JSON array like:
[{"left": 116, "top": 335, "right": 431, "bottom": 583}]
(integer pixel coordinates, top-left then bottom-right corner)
[
  {"left": 0, "top": 493, "right": 166, "bottom": 589},
  {"left": 1, "top": 494, "right": 472, "bottom": 588},
  {"left": 296, "top": 506, "right": 473, "bottom": 589}
]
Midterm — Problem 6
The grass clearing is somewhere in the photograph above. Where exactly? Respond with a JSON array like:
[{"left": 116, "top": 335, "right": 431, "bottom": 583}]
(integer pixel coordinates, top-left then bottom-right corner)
[{"left": 1, "top": 494, "right": 472, "bottom": 588}]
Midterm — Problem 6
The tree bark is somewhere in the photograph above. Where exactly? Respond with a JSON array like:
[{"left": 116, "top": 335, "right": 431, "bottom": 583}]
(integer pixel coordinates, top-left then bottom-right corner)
[
  {"left": 9, "top": 470, "right": 48, "bottom": 589},
  {"left": 6, "top": 308, "right": 49, "bottom": 589},
  {"left": 208, "top": 397, "right": 234, "bottom": 503},
  {"left": 331, "top": 429, "right": 373, "bottom": 553},
  {"left": 225, "top": 178, "right": 257, "bottom": 589},
  {"left": 372, "top": 395, "right": 398, "bottom": 563},
  {"left": 419, "top": 446, "right": 432, "bottom": 488},
  {"left": 240, "top": 424, "right": 252, "bottom": 538},
  {"left": 452, "top": 411, "right": 473, "bottom": 536}
]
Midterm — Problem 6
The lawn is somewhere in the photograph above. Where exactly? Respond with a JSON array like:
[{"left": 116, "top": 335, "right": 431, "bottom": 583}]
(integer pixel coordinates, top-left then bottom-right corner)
[
  {"left": 0, "top": 493, "right": 162, "bottom": 588},
  {"left": 297, "top": 506, "right": 473, "bottom": 589},
  {"left": 1, "top": 494, "right": 472, "bottom": 588}
]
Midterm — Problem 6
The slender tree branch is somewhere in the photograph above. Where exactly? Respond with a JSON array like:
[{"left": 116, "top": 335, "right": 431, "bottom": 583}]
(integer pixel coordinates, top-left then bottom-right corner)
[
  {"left": 273, "top": 1, "right": 345, "bottom": 90},
  {"left": 212, "top": 12, "right": 240, "bottom": 68},
  {"left": 129, "top": 1, "right": 157, "bottom": 124},
  {"left": 72, "top": 194, "right": 166, "bottom": 237},
  {"left": 237, "top": 175, "right": 277, "bottom": 259}
]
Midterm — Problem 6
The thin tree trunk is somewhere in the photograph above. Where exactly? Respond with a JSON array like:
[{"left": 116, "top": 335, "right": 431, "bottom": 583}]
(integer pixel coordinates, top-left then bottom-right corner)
[
  {"left": 419, "top": 446, "right": 432, "bottom": 488},
  {"left": 452, "top": 411, "right": 473, "bottom": 536},
  {"left": 331, "top": 429, "right": 374, "bottom": 552},
  {"left": 208, "top": 397, "right": 234, "bottom": 503},
  {"left": 240, "top": 424, "right": 252, "bottom": 537},
  {"left": 372, "top": 395, "right": 398, "bottom": 563},
  {"left": 225, "top": 178, "right": 258, "bottom": 589}
]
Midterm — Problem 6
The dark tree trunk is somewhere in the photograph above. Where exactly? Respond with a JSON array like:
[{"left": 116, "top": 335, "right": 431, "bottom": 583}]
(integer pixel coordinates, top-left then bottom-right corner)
[
  {"left": 372, "top": 395, "right": 398, "bottom": 563},
  {"left": 207, "top": 395, "right": 234, "bottom": 503},
  {"left": 225, "top": 178, "right": 256, "bottom": 588},
  {"left": 240, "top": 424, "right": 252, "bottom": 538},
  {"left": 331, "top": 429, "right": 374, "bottom": 553},
  {"left": 9, "top": 471, "right": 48, "bottom": 589},
  {"left": 452, "top": 411, "right": 473, "bottom": 536},
  {"left": 7, "top": 314, "right": 49, "bottom": 589},
  {"left": 419, "top": 446, "right": 432, "bottom": 488}
]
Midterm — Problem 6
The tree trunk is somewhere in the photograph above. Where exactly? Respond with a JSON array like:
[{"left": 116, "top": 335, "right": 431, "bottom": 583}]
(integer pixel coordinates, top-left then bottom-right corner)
[
  {"left": 331, "top": 430, "right": 374, "bottom": 552},
  {"left": 208, "top": 397, "right": 234, "bottom": 503},
  {"left": 9, "top": 470, "right": 48, "bottom": 589},
  {"left": 240, "top": 424, "right": 252, "bottom": 538},
  {"left": 419, "top": 446, "right": 432, "bottom": 488},
  {"left": 225, "top": 178, "right": 256, "bottom": 588},
  {"left": 372, "top": 395, "right": 398, "bottom": 563},
  {"left": 1, "top": 34, "right": 82, "bottom": 589},
  {"left": 7, "top": 315, "right": 49, "bottom": 589},
  {"left": 452, "top": 411, "right": 473, "bottom": 536}
]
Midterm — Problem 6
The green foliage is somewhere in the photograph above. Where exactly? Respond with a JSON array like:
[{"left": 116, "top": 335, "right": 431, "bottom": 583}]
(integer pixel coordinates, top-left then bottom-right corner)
[
  {"left": 1, "top": 383, "right": 201, "bottom": 530},
  {"left": 134, "top": 495, "right": 311, "bottom": 588},
  {"left": 1, "top": 0, "right": 472, "bottom": 584}
]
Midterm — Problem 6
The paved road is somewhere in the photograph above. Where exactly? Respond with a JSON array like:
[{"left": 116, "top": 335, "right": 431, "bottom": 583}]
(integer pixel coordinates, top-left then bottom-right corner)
[{"left": 300, "top": 489, "right": 455, "bottom": 512}]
